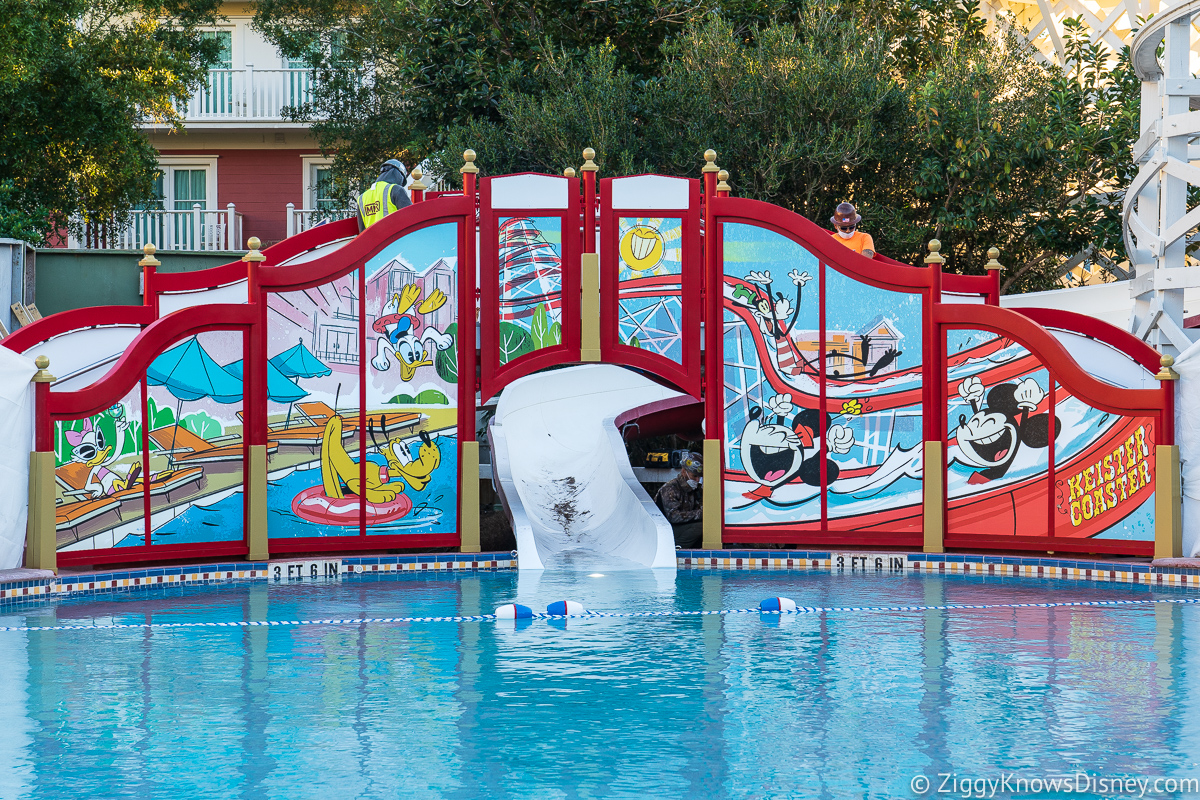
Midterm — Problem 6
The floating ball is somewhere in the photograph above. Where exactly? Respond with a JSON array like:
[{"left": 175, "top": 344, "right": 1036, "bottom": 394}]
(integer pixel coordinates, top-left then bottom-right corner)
[
  {"left": 759, "top": 597, "right": 798, "bottom": 613},
  {"left": 546, "top": 600, "right": 586, "bottom": 616},
  {"left": 494, "top": 603, "right": 534, "bottom": 619}
]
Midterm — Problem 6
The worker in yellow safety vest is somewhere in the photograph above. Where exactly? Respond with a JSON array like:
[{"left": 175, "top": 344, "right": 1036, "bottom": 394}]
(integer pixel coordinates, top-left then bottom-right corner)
[{"left": 357, "top": 159, "right": 413, "bottom": 232}]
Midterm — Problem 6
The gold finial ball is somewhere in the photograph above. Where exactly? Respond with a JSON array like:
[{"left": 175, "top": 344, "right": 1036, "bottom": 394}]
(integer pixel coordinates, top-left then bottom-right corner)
[
  {"left": 717, "top": 169, "right": 729, "bottom": 181},
  {"left": 412, "top": 166, "right": 423, "bottom": 180},
  {"left": 247, "top": 237, "right": 261, "bottom": 251},
  {"left": 563, "top": 167, "right": 577, "bottom": 178},
  {"left": 704, "top": 149, "right": 717, "bottom": 163},
  {"left": 987, "top": 247, "right": 999, "bottom": 260},
  {"left": 143, "top": 243, "right": 157, "bottom": 257},
  {"left": 928, "top": 239, "right": 942, "bottom": 254},
  {"left": 463, "top": 149, "right": 477, "bottom": 163},
  {"left": 583, "top": 147, "right": 596, "bottom": 161},
  {"left": 1162, "top": 354, "right": 1176, "bottom": 368},
  {"left": 35, "top": 355, "right": 48, "bottom": 370}
]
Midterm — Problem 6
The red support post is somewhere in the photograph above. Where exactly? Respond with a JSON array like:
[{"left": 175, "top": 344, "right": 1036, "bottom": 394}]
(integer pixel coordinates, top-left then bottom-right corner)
[
  {"left": 140, "top": 244, "right": 160, "bottom": 317},
  {"left": 243, "top": 237, "right": 269, "bottom": 560},
  {"left": 702, "top": 150, "right": 721, "bottom": 439},
  {"left": 582, "top": 149, "right": 597, "bottom": 254},
  {"left": 459, "top": 150, "right": 481, "bottom": 551}
]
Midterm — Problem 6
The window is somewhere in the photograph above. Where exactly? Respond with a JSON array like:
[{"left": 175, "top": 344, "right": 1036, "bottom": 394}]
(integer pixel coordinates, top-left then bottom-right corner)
[
  {"left": 173, "top": 169, "right": 207, "bottom": 211},
  {"left": 313, "top": 167, "right": 338, "bottom": 213},
  {"left": 201, "top": 31, "right": 233, "bottom": 114}
]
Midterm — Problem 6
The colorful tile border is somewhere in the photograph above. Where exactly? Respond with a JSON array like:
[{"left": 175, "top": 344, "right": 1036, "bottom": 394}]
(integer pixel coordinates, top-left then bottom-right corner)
[
  {"left": 677, "top": 550, "right": 1200, "bottom": 588},
  {"left": 3, "top": 549, "right": 1199, "bottom": 612},
  {"left": 0, "top": 553, "right": 518, "bottom": 610}
]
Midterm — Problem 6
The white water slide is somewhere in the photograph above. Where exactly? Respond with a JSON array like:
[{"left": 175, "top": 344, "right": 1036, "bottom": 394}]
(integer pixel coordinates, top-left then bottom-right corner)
[{"left": 489, "top": 364, "right": 686, "bottom": 571}]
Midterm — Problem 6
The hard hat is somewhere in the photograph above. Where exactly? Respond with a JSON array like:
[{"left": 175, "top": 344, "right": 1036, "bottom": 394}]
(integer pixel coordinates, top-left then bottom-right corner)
[
  {"left": 681, "top": 452, "right": 703, "bottom": 476},
  {"left": 831, "top": 202, "right": 862, "bottom": 227},
  {"left": 381, "top": 159, "right": 408, "bottom": 180}
]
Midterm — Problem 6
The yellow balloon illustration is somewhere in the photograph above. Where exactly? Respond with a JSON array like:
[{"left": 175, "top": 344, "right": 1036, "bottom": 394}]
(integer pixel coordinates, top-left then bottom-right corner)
[{"left": 619, "top": 226, "right": 665, "bottom": 272}]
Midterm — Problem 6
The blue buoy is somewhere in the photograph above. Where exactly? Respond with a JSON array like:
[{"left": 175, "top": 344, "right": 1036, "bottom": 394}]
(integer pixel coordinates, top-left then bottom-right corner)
[
  {"left": 759, "top": 597, "right": 798, "bottom": 613},
  {"left": 494, "top": 603, "right": 534, "bottom": 619},
  {"left": 546, "top": 600, "right": 586, "bottom": 616}
]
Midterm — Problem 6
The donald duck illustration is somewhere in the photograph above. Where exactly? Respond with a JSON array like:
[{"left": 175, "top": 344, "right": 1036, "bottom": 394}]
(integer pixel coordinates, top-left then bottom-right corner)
[{"left": 370, "top": 283, "right": 453, "bottom": 381}]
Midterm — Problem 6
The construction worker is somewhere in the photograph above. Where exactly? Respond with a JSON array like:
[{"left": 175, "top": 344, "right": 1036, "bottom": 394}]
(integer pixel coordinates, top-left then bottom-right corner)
[
  {"left": 830, "top": 202, "right": 875, "bottom": 258},
  {"left": 655, "top": 451, "right": 704, "bottom": 548},
  {"left": 357, "top": 159, "right": 413, "bottom": 232}
]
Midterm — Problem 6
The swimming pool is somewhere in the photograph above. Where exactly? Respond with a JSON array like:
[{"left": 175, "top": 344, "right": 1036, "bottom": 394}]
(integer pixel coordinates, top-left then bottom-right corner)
[{"left": 3, "top": 568, "right": 1199, "bottom": 799}]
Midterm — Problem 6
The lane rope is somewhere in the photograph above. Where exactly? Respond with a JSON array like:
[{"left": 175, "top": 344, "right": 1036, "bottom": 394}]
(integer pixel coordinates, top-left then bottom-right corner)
[{"left": 4, "top": 595, "right": 1200, "bottom": 633}]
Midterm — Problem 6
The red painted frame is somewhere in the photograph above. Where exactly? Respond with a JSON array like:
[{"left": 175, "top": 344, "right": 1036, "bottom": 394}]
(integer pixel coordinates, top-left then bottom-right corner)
[
  {"left": 7, "top": 170, "right": 1176, "bottom": 564},
  {"left": 710, "top": 197, "right": 935, "bottom": 547},
  {"left": 478, "top": 174, "right": 582, "bottom": 402},
  {"left": 598, "top": 176, "right": 703, "bottom": 399},
  {"left": 11, "top": 198, "right": 476, "bottom": 565},
  {"left": 707, "top": 196, "right": 1171, "bottom": 553}
]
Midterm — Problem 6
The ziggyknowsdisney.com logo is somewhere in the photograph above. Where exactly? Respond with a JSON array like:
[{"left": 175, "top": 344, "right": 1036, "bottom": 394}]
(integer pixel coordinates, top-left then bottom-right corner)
[{"left": 909, "top": 772, "right": 1200, "bottom": 797}]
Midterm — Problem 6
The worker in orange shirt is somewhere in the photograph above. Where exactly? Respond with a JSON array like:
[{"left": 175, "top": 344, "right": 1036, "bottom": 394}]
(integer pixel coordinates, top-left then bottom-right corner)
[{"left": 830, "top": 202, "right": 875, "bottom": 258}]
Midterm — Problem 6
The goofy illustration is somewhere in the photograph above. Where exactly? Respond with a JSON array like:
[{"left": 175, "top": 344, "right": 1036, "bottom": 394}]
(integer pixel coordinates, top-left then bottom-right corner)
[
  {"left": 730, "top": 269, "right": 900, "bottom": 379},
  {"left": 371, "top": 283, "right": 453, "bottom": 381}
]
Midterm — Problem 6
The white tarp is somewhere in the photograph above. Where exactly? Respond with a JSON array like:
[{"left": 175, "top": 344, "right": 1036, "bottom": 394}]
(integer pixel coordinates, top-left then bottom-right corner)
[
  {"left": 1175, "top": 340, "right": 1200, "bottom": 556},
  {"left": 0, "top": 347, "right": 35, "bottom": 570}
]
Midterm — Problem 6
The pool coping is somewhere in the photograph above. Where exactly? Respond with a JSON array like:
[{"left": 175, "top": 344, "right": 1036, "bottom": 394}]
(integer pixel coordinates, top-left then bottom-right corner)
[{"left": 0, "top": 549, "right": 1197, "bottom": 610}]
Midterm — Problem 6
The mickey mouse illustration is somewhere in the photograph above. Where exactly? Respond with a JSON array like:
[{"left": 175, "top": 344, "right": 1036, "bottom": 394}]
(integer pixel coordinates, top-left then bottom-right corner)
[
  {"left": 738, "top": 392, "right": 855, "bottom": 501},
  {"left": 953, "top": 375, "right": 1060, "bottom": 484}
]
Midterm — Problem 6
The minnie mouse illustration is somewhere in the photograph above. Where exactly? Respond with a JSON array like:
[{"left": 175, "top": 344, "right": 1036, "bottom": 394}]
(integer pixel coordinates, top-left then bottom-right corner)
[{"left": 738, "top": 392, "right": 856, "bottom": 501}]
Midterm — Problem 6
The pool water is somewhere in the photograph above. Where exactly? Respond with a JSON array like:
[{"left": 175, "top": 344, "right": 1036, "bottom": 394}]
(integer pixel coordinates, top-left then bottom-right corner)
[{"left": 3, "top": 570, "right": 1199, "bottom": 799}]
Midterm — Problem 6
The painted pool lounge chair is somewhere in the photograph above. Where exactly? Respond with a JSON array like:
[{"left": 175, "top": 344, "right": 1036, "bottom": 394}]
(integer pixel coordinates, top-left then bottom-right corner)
[
  {"left": 148, "top": 426, "right": 279, "bottom": 473},
  {"left": 55, "top": 494, "right": 122, "bottom": 546},
  {"left": 54, "top": 461, "right": 204, "bottom": 524},
  {"left": 296, "top": 402, "right": 424, "bottom": 436}
]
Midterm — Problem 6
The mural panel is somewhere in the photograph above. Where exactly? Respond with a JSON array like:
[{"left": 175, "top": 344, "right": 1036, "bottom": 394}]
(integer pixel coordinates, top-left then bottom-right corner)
[
  {"left": 54, "top": 385, "right": 147, "bottom": 552},
  {"left": 364, "top": 223, "right": 460, "bottom": 537},
  {"left": 721, "top": 223, "right": 822, "bottom": 530},
  {"left": 1052, "top": 383, "right": 1155, "bottom": 542},
  {"left": 497, "top": 216, "right": 563, "bottom": 364},
  {"left": 615, "top": 216, "right": 684, "bottom": 362},
  {"left": 945, "top": 330, "right": 1054, "bottom": 538},
  {"left": 266, "top": 272, "right": 363, "bottom": 538},
  {"left": 144, "top": 331, "right": 246, "bottom": 547},
  {"left": 823, "top": 268, "right": 924, "bottom": 533}
]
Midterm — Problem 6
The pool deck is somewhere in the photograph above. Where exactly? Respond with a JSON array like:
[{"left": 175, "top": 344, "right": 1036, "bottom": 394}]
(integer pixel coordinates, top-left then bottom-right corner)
[{"left": 3, "top": 549, "right": 1200, "bottom": 610}]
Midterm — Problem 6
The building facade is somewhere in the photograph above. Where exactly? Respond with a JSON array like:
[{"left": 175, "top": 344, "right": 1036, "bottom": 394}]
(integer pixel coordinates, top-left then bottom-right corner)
[{"left": 72, "top": 2, "right": 339, "bottom": 253}]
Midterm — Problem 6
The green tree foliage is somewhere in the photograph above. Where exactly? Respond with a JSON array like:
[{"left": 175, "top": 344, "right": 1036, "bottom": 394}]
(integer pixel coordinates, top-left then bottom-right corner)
[
  {"left": 434, "top": 322, "right": 459, "bottom": 383},
  {"left": 257, "top": 0, "right": 1138, "bottom": 292},
  {"left": 0, "top": 0, "right": 223, "bottom": 243}
]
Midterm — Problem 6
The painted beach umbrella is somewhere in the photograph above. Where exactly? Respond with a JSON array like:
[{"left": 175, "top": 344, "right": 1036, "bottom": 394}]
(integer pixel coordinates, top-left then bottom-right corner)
[
  {"left": 224, "top": 359, "right": 308, "bottom": 403},
  {"left": 270, "top": 339, "right": 332, "bottom": 379},
  {"left": 147, "top": 337, "right": 244, "bottom": 452},
  {"left": 269, "top": 339, "right": 332, "bottom": 429}
]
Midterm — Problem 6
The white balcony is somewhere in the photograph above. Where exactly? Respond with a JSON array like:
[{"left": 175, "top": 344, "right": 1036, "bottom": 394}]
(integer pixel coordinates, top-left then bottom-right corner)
[
  {"left": 70, "top": 205, "right": 244, "bottom": 252},
  {"left": 286, "top": 204, "right": 355, "bottom": 237},
  {"left": 168, "top": 68, "right": 315, "bottom": 124}
]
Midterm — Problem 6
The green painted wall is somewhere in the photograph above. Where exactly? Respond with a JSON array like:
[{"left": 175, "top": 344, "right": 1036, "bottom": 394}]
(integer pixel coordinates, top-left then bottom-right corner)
[{"left": 34, "top": 250, "right": 244, "bottom": 315}]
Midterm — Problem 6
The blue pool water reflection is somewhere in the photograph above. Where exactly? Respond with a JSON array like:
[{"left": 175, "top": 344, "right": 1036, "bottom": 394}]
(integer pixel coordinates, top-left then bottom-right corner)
[{"left": 3, "top": 570, "right": 1200, "bottom": 798}]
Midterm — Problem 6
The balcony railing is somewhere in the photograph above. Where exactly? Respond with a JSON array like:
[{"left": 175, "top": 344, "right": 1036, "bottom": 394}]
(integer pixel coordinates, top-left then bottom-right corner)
[
  {"left": 286, "top": 204, "right": 355, "bottom": 237},
  {"left": 70, "top": 205, "right": 244, "bottom": 252},
  {"left": 176, "top": 68, "right": 314, "bottom": 122}
]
